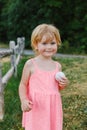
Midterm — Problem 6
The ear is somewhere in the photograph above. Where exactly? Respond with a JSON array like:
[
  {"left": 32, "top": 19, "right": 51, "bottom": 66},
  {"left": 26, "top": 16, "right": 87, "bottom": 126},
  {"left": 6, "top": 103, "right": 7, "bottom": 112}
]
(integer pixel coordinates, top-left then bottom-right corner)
[
  {"left": 34, "top": 44, "right": 37, "bottom": 51},
  {"left": 35, "top": 45, "right": 38, "bottom": 50},
  {"left": 35, "top": 48, "right": 38, "bottom": 51}
]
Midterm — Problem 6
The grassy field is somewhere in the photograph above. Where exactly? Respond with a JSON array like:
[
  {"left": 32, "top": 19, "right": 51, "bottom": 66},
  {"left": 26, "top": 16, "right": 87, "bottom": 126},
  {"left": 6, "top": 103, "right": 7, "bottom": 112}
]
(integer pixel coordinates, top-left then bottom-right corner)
[
  {"left": 0, "top": 56, "right": 87, "bottom": 130},
  {"left": 0, "top": 43, "right": 9, "bottom": 48}
]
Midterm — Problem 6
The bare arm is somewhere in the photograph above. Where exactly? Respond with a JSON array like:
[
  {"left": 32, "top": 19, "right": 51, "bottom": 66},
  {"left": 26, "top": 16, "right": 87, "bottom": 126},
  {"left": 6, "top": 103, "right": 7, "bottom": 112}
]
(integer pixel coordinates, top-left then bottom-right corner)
[
  {"left": 57, "top": 62, "right": 69, "bottom": 90},
  {"left": 19, "top": 60, "right": 33, "bottom": 111}
]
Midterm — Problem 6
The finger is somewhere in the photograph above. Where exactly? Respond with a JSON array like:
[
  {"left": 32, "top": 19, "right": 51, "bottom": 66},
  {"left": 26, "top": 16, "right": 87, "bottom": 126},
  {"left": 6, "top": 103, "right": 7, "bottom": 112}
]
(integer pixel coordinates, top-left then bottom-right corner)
[
  {"left": 24, "top": 108, "right": 31, "bottom": 112},
  {"left": 28, "top": 101, "right": 33, "bottom": 108},
  {"left": 59, "top": 80, "right": 65, "bottom": 84},
  {"left": 29, "top": 103, "right": 33, "bottom": 109},
  {"left": 29, "top": 100, "right": 33, "bottom": 105},
  {"left": 59, "top": 82, "right": 67, "bottom": 86}
]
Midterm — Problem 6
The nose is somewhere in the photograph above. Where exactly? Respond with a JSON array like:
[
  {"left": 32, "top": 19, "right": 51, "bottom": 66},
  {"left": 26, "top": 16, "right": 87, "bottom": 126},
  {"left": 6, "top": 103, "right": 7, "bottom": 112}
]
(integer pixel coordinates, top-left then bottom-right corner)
[{"left": 46, "top": 43, "right": 51, "bottom": 49}]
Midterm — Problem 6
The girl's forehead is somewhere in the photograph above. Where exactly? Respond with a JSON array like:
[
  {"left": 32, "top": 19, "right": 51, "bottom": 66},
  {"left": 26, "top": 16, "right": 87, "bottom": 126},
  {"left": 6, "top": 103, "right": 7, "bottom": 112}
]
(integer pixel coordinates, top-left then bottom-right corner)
[{"left": 40, "top": 34, "right": 56, "bottom": 43}]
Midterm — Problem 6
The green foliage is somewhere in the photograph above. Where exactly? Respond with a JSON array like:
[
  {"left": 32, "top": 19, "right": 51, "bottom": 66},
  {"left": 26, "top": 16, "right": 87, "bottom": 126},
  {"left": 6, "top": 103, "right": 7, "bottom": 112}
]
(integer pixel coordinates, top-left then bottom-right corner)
[
  {"left": 0, "top": 0, "right": 87, "bottom": 53},
  {"left": 59, "top": 40, "right": 87, "bottom": 54},
  {"left": 0, "top": 0, "right": 7, "bottom": 41}
]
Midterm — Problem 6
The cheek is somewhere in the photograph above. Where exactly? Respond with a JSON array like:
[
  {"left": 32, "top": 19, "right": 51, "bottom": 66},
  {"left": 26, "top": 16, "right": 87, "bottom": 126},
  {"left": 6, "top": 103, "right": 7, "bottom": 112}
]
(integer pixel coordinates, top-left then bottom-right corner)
[
  {"left": 37, "top": 45, "right": 44, "bottom": 52},
  {"left": 53, "top": 46, "right": 58, "bottom": 53},
  {"left": 54, "top": 48, "right": 57, "bottom": 53},
  {"left": 37, "top": 44, "right": 41, "bottom": 50},
  {"left": 53, "top": 45, "right": 58, "bottom": 51}
]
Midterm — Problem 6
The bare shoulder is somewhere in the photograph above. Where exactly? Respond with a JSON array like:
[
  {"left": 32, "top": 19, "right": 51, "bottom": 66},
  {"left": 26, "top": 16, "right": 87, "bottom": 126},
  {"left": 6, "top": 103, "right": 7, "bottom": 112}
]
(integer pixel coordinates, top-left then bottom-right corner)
[
  {"left": 23, "top": 60, "right": 32, "bottom": 73},
  {"left": 20, "top": 59, "right": 34, "bottom": 84},
  {"left": 23, "top": 58, "right": 34, "bottom": 74},
  {"left": 24, "top": 59, "right": 33, "bottom": 68}
]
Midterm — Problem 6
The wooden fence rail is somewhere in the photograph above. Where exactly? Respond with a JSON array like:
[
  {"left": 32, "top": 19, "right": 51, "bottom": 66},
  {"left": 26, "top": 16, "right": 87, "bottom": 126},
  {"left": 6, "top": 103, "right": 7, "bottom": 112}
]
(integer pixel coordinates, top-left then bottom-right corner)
[{"left": 0, "top": 37, "right": 25, "bottom": 121}]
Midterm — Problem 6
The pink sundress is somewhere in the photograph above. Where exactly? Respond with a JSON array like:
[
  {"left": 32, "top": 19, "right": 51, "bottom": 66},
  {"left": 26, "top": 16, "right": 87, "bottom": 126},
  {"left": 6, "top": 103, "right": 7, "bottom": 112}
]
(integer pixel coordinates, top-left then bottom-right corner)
[{"left": 22, "top": 59, "right": 63, "bottom": 130}]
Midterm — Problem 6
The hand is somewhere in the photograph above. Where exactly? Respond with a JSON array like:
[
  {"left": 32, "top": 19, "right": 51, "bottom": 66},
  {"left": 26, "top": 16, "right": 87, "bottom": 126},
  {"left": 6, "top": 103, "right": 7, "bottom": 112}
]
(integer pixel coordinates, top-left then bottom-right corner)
[
  {"left": 58, "top": 77, "right": 69, "bottom": 90},
  {"left": 21, "top": 99, "right": 33, "bottom": 112}
]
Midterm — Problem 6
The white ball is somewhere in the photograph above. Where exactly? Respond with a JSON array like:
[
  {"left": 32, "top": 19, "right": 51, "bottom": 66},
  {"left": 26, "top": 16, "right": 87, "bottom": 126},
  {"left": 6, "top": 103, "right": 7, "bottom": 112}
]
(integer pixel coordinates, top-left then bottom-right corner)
[{"left": 55, "top": 72, "right": 65, "bottom": 81}]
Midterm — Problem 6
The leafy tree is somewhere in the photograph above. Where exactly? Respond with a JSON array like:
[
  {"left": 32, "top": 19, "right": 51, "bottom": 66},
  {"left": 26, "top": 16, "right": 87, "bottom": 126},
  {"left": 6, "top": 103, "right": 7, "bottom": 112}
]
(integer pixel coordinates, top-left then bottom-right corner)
[
  {"left": 0, "top": 0, "right": 87, "bottom": 53},
  {"left": 0, "top": 0, "right": 7, "bottom": 41}
]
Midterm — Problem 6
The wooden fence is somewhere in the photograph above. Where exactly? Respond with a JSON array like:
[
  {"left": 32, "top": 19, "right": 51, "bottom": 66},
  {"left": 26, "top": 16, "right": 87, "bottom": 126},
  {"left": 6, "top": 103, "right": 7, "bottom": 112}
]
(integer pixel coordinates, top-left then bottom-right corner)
[{"left": 0, "top": 37, "right": 25, "bottom": 121}]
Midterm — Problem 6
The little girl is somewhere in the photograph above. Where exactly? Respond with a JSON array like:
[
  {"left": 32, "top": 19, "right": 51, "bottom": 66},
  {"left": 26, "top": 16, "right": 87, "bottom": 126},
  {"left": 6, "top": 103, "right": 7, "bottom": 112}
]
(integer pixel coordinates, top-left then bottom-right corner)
[{"left": 19, "top": 23, "right": 68, "bottom": 130}]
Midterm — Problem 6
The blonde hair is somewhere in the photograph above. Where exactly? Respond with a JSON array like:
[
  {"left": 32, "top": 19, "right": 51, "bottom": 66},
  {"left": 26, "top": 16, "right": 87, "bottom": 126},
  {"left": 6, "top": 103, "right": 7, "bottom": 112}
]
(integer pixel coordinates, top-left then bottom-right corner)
[{"left": 31, "top": 23, "right": 61, "bottom": 50}]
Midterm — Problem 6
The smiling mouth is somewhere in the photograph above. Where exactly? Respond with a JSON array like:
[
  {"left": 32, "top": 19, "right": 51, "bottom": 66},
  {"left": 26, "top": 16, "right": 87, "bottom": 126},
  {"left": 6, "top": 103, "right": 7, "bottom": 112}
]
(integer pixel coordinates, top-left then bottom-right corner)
[{"left": 45, "top": 50, "right": 53, "bottom": 52}]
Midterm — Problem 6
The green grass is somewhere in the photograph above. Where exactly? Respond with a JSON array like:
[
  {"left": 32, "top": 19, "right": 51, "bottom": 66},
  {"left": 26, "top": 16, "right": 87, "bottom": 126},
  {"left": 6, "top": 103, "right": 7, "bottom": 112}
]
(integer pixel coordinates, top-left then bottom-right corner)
[
  {"left": 0, "top": 56, "right": 87, "bottom": 130},
  {"left": 0, "top": 43, "right": 9, "bottom": 48}
]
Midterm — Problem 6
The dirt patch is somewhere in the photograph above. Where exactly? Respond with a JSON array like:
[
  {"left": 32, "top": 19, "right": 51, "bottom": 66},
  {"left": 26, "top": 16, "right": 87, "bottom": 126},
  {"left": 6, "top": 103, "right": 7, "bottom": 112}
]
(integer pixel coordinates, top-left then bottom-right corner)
[
  {"left": 1, "top": 57, "right": 10, "bottom": 63},
  {"left": 74, "top": 82, "right": 87, "bottom": 95},
  {"left": 61, "top": 82, "right": 87, "bottom": 97}
]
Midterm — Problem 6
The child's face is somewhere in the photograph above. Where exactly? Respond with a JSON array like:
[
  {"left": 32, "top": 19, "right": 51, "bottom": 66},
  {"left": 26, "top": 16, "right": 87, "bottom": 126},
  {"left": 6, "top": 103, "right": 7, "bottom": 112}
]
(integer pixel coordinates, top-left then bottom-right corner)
[{"left": 36, "top": 35, "right": 58, "bottom": 58}]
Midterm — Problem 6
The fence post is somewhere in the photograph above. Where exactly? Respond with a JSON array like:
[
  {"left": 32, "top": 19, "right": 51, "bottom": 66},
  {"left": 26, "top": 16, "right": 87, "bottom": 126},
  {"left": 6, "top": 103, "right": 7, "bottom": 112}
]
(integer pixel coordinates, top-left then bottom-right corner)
[
  {"left": 0, "top": 59, "right": 4, "bottom": 121},
  {"left": 21, "top": 37, "right": 25, "bottom": 54},
  {"left": 17, "top": 37, "right": 25, "bottom": 54},
  {"left": 0, "top": 37, "right": 25, "bottom": 121},
  {"left": 10, "top": 41, "right": 17, "bottom": 76}
]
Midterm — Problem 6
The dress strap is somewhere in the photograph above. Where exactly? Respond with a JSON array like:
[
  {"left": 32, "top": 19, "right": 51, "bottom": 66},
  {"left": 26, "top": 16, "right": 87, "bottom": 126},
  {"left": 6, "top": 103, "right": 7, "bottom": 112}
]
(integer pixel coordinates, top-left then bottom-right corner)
[{"left": 55, "top": 61, "right": 60, "bottom": 71}]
